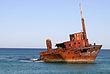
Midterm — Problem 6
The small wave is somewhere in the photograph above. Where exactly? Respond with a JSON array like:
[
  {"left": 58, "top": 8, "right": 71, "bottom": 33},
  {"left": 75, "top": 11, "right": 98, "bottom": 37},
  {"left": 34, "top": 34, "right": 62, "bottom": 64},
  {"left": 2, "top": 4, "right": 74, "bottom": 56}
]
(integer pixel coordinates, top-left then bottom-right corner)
[
  {"left": 0, "top": 56, "right": 34, "bottom": 63},
  {"left": 17, "top": 57, "right": 33, "bottom": 63},
  {"left": 17, "top": 58, "right": 31, "bottom": 61},
  {"left": 19, "top": 60, "right": 32, "bottom": 63},
  {"left": 0, "top": 56, "right": 15, "bottom": 62},
  {"left": 31, "top": 58, "right": 44, "bottom": 62},
  {"left": 34, "top": 60, "right": 44, "bottom": 62}
]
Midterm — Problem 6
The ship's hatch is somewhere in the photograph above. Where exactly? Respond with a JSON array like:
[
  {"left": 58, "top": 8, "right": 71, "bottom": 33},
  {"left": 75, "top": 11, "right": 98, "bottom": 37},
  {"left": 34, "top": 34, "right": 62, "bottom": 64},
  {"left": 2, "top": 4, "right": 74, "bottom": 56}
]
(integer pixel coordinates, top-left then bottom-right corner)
[{"left": 55, "top": 43, "right": 65, "bottom": 48}]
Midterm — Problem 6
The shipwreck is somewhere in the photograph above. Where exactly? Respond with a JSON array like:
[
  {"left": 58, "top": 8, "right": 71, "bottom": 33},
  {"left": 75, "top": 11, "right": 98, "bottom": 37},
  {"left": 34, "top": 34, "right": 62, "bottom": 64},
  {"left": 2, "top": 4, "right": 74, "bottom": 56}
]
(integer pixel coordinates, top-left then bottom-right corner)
[{"left": 37, "top": 2, "right": 102, "bottom": 63}]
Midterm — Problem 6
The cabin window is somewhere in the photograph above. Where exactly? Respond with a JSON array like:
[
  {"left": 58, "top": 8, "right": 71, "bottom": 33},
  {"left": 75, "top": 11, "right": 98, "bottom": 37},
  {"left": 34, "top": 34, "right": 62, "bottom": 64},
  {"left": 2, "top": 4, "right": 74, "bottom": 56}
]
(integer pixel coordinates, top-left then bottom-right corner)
[
  {"left": 93, "top": 47, "right": 95, "bottom": 49},
  {"left": 80, "top": 49, "right": 88, "bottom": 53},
  {"left": 69, "top": 44, "right": 71, "bottom": 46},
  {"left": 55, "top": 43, "right": 65, "bottom": 48},
  {"left": 78, "top": 42, "right": 80, "bottom": 44}
]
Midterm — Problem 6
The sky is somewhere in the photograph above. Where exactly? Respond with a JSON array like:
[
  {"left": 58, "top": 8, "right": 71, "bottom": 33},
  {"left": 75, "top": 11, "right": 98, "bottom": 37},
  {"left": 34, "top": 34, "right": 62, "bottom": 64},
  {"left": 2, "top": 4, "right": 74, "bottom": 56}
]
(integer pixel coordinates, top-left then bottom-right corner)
[{"left": 0, "top": 0, "right": 110, "bottom": 49}]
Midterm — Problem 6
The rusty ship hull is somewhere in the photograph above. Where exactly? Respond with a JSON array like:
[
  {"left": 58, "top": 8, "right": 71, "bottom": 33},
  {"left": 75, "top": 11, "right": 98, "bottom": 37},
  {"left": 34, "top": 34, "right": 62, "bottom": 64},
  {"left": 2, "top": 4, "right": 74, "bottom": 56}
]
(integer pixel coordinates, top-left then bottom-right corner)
[
  {"left": 37, "top": 2, "right": 102, "bottom": 63},
  {"left": 40, "top": 45, "right": 102, "bottom": 63}
]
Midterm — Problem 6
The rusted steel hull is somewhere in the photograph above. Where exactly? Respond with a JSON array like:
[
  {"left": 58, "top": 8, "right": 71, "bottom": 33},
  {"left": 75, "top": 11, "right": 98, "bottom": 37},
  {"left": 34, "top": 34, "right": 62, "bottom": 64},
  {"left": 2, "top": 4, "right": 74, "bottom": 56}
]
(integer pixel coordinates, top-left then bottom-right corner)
[
  {"left": 37, "top": 2, "right": 102, "bottom": 63},
  {"left": 39, "top": 45, "right": 102, "bottom": 63}
]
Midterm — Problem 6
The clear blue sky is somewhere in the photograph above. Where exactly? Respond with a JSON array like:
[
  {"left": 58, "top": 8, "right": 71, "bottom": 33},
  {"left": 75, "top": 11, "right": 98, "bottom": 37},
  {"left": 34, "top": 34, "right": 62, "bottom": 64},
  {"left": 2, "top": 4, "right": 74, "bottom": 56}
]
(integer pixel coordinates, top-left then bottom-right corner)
[{"left": 0, "top": 0, "right": 110, "bottom": 48}]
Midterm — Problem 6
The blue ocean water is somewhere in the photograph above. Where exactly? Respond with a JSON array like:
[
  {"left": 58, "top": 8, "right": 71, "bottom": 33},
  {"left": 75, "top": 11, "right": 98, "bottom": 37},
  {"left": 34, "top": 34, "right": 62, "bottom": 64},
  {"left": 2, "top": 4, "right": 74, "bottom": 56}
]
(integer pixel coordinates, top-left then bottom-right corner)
[{"left": 0, "top": 48, "right": 110, "bottom": 74}]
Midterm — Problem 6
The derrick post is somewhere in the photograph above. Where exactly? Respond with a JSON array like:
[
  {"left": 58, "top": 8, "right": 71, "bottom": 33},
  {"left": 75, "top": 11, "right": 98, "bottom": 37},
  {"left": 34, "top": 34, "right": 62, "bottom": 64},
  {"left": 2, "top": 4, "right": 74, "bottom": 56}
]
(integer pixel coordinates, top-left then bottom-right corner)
[
  {"left": 80, "top": 1, "right": 89, "bottom": 46},
  {"left": 46, "top": 39, "right": 52, "bottom": 52}
]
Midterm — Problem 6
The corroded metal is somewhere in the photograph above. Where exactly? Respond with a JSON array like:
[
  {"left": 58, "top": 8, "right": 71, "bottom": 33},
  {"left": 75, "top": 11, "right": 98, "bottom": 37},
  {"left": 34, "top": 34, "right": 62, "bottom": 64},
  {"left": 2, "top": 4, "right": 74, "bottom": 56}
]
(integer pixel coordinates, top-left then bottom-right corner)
[{"left": 38, "top": 2, "right": 102, "bottom": 63}]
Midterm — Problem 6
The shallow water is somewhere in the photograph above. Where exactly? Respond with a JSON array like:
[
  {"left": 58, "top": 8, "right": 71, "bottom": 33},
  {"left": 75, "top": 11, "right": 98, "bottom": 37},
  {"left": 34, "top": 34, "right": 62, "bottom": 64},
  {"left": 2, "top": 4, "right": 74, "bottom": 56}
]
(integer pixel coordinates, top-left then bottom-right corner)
[{"left": 0, "top": 48, "right": 110, "bottom": 74}]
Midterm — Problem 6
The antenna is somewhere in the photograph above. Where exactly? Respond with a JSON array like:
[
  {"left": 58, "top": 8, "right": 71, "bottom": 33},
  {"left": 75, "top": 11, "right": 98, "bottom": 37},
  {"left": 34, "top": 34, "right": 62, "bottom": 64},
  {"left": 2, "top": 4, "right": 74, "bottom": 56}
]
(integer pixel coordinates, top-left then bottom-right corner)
[
  {"left": 80, "top": 0, "right": 84, "bottom": 19},
  {"left": 80, "top": 0, "right": 87, "bottom": 39}
]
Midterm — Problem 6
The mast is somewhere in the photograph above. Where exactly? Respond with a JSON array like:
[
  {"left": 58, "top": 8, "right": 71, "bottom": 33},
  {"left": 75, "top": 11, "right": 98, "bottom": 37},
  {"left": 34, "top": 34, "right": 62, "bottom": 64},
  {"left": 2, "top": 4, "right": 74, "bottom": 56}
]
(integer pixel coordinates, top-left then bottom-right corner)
[
  {"left": 80, "top": 0, "right": 89, "bottom": 46},
  {"left": 80, "top": 0, "right": 87, "bottom": 40}
]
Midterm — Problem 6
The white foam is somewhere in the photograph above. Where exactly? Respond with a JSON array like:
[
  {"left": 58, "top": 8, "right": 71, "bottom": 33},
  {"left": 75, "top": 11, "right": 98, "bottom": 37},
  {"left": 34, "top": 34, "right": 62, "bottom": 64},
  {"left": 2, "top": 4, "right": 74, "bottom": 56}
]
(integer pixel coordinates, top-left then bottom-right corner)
[
  {"left": 31, "top": 58, "right": 44, "bottom": 62},
  {"left": 19, "top": 60, "right": 32, "bottom": 63}
]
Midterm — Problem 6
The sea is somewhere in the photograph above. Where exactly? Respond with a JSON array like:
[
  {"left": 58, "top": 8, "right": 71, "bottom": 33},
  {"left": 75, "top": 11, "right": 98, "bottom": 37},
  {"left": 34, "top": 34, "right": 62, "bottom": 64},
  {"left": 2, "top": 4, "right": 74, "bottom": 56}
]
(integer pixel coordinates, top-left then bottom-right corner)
[{"left": 0, "top": 48, "right": 110, "bottom": 74}]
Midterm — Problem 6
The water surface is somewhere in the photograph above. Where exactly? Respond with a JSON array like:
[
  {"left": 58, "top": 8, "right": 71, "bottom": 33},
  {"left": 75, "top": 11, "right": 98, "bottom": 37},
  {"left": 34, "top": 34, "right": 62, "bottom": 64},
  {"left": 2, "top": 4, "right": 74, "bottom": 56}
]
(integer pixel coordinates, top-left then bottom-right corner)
[{"left": 0, "top": 48, "right": 110, "bottom": 74}]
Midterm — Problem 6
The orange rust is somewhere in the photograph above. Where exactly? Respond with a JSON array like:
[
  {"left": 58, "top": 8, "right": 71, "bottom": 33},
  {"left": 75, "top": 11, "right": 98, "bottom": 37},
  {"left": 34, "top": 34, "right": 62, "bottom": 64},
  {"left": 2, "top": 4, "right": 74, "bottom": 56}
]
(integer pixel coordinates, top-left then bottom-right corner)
[{"left": 37, "top": 3, "right": 102, "bottom": 63}]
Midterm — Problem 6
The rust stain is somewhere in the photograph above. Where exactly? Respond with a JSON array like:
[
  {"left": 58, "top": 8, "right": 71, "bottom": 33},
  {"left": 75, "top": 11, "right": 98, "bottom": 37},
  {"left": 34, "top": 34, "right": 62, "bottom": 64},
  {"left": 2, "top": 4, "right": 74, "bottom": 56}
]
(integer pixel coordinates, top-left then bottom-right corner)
[{"left": 37, "top": 2, "right": 102, "bottom": 63}]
